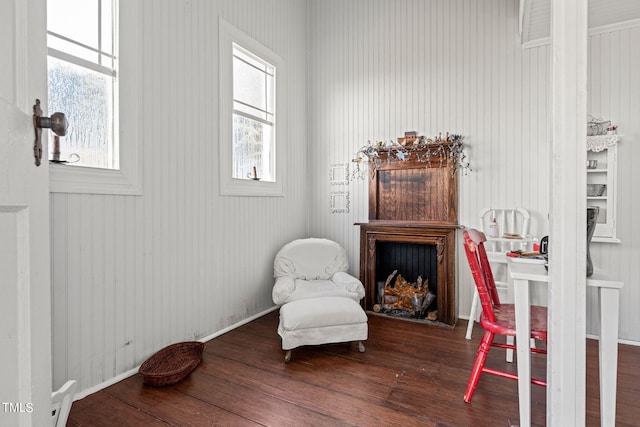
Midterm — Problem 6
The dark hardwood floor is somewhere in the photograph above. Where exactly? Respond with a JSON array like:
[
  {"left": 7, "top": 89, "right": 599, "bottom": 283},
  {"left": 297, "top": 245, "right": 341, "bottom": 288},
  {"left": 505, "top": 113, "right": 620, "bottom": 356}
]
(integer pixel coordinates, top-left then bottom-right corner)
[{"left": 68, "top": 311, "right": 640, "bottom": 426}]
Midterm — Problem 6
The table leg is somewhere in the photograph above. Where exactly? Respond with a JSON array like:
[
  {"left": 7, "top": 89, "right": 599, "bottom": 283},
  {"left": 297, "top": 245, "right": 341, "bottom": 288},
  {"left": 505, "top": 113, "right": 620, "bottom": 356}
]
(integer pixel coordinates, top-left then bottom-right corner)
[
  {"left": 465, "top": 288, "right": 479, "bottom": 340},
  {"left": 598, "top": 287, "right": 620, "bottom": 427},
  {"left": 513, "top": 277, "right": 531, "bottom": 427}
]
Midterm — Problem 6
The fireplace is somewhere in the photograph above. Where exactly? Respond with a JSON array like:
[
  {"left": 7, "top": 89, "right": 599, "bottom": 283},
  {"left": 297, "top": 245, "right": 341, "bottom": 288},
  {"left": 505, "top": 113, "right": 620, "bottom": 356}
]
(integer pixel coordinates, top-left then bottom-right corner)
[
  {"left": 358, "top": 222, "right": 457, "bottom": 325},
  {"left": 356, "top": 143, "right": 459, "bottom": 326}
]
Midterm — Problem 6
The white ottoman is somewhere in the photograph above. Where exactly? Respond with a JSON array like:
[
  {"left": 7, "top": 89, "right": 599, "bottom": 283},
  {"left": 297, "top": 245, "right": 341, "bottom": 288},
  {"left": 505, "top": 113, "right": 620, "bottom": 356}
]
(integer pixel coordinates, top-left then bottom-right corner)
[{"left": 278, "top": 296, "right": 368, "bottom": 362}]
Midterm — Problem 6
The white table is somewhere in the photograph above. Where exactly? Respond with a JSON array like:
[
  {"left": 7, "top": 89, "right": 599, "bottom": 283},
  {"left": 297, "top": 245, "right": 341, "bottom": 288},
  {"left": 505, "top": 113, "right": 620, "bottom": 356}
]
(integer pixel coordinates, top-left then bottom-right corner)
[{"left": 509, "top": 261, "right": 623, "bottom": 427}]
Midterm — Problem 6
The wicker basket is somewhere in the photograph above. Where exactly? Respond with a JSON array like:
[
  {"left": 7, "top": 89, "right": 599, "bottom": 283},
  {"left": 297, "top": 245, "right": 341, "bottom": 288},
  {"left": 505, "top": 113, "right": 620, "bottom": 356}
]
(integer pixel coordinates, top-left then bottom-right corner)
[
  {"left": 139, "top": 341, "right": 205, "bottom": 386},
  {"left": 587, "top": 184, "right": 606, "bottom": 197}
]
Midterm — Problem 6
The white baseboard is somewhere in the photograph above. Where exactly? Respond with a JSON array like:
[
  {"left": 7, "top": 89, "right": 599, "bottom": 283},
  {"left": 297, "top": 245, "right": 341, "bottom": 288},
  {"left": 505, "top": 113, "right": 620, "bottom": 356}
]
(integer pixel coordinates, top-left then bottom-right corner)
[
  {"left": 198, "top": 305, "right": 279, "bottom": 343},
  {"left": 461, "top": 317, "right": 640, "bottom": 347},
  {"left": 73, "top": 305, "right": 280, "bottom": 401},
  {"left": 586, "top": 333, "right": 640, "bottom": 347}
]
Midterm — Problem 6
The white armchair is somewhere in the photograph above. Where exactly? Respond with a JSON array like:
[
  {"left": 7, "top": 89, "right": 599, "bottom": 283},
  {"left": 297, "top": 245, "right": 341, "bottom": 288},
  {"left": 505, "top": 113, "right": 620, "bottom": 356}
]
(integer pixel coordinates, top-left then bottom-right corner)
[
  {"left": 272, "top": 238, "right": 368, "bottom": 362},
  {"left": 272, "top": 238, "right": 365, "bottom": 305}
]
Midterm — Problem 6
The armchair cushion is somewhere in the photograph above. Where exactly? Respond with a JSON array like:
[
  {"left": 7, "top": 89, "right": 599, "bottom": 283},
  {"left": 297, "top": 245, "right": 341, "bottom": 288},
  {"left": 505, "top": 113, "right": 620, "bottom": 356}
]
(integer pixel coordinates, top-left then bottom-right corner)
[
  {"left": 278, "top": 297, "right": 368, "bottom": 350},
  {"left": 274, "top": 238, "right": 349, "bottom": 280},
  {"left": 273, "top": 277, "right": 362, "bottom": 305},
  {"left": 272, "top": 276, "right": 295, "bottom": 306},
  {"left": 285, "top": 279, "right": 361, "bottom": 303},
  {"left": 272, "top": 238, "right": 364, "bottom": 305},
  {"left": 332, "top": 271, "right": 365, "bottom": 299}
]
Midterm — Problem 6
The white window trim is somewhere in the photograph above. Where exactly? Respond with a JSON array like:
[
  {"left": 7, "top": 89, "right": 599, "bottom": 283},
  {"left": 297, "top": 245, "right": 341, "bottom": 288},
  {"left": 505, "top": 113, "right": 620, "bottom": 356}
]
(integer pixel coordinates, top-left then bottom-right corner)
[
  {"left": 219, "top": 18, "right": 286, "bottom": 197},
  {"left": 49, "top": 1, "right": 142, "bottom": 196}
]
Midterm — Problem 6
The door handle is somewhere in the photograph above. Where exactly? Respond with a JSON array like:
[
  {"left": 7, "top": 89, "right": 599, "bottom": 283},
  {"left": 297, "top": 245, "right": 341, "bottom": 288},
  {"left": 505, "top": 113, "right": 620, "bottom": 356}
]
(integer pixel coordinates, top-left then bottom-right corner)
[{"left": 32, "top": 99, "right": 68, "bottom": 166}]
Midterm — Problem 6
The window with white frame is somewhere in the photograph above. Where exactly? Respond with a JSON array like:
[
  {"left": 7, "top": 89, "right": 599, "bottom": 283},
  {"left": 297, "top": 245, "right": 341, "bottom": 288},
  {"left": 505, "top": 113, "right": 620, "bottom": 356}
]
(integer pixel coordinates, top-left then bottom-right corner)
[
  {"left": 232, "top": 45, "right": 276, "bottom": 182},
  {"left": 47, "top": 0, "right": 141, "bottom": 195},
  {"left": 47, "top": 0, "right": 118, "bottom": 169},
  {"left": 219, "top": 19, "right": 285, "bottom": 196}
]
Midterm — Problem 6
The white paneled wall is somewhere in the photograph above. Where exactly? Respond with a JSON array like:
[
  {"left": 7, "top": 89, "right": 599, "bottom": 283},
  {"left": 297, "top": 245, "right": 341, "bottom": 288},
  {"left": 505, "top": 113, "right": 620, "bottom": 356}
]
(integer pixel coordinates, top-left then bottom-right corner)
[
  {"left": 50, "top": 0, "right": 309, "bottom": 394},
  {"left": 587, "top": 23, "right": 640, "bottom": 341},
  {"left": 51, "top": 0, "right": 640, "bottom": 398},
  {"left": 308, "top": 0, "right": 551, "bottom": 321},
  {"left": 307, "top": 0, "right": 640, "bottom": 342}
]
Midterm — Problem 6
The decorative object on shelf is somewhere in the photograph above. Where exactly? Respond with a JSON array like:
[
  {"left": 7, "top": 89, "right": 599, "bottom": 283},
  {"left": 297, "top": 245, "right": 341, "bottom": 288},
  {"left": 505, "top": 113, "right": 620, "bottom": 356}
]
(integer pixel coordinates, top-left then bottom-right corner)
[
  {"left": 587, "top": 184, "right": 606, "bottom": 197},
  {"left": 587, "top": 133, "right": 619, "bottom": 152},
  {"left": 50, "top": 134, "right": 80, "bottom": 164},
  {"left": 587, "top": 160, "right": 598, "bottom": 169},
  {"left": 329, "top": 191, "right": 350, "bottom": 213},
  {"left": 329, "top": 163, "right": 349, "bottom": 185},
  {"left": 350, "top": 132, "right": 470, "bottom": 180},
  {"left": 587, "top": 115, "right": 611, "bottom": 136},
  {"left": 52, "top": 135, "right": 60, "bottom": 161},
  {"left": 487, "top": 216, "right": 500, "bottom": 238},
  {"left": 607, "top": 125, "right": 618, "bottom": 135},
  {"left": 586, "top": 207, "right": 599, "bottom": 277},
  {"left": 246, "top": 165, "right": 260, "bottom": 180},
  {"left": 397, "top": 131, "right": 421, "bottom": 146}
]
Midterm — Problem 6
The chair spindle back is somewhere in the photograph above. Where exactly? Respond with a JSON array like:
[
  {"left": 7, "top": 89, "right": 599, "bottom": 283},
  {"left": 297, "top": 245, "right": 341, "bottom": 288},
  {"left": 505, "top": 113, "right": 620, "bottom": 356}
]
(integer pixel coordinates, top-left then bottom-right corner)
[{"left": 463, "top": 229, "right": 502, "bottom": 323}]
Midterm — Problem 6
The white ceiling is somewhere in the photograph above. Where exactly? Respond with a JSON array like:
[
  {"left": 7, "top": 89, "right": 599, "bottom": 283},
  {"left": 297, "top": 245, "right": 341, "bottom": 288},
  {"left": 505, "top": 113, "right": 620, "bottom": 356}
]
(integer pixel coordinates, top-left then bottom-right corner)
[{"left": 520, "top": 0, "right": 640, "bottom": 44}]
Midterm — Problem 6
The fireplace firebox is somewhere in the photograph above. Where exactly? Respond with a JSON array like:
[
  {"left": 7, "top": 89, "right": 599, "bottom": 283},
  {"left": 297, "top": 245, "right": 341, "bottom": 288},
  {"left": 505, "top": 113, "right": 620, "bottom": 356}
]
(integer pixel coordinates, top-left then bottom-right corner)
[
  {"left": 356, "top": 143, "right": 459, "bottom": 326},
  {"left": 358, "top": 222, "right": 457, "bottom": 324}
]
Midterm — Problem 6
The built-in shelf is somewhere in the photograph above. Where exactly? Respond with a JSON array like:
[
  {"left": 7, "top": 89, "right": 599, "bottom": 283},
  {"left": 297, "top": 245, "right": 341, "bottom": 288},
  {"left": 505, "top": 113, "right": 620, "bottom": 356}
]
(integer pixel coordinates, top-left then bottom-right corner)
[{"left": 587, "top": 134, "right": 621, "bottom": 243}]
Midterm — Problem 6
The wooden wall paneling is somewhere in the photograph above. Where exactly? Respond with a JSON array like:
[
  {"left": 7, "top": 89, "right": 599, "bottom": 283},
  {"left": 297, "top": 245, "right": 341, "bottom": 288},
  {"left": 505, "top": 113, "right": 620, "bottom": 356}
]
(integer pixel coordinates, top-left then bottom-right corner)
[
  {"left": 136, "top": 2, "right": 150, "bottom": 368},
  {"left": 587, "top": 24, "right": 640, "bottom": 341},
  {"left": 163, "top": 0, "right": 174, "bottom": 347},
  {"left": 91, "top": 195, "right": 106, "bottom": 385},
  {"left": 623, "top": 26, "right": 640, "bottom": 341},
  {"left": 77, "top": 195, "right": 92, "bottom": 386},
  {"left": 50, "top": 0, "right": 309, "bottom": 396},
  {"left": 586, "top": 31, "right": 603, "bottom": 338},
  {"left": 308, "top": 0, "right": 544, "bottom": 326},
  {"left": 119, "top": 195, "right": 135, "bottom": 372},
  {"left": 65, "top": 194, "right": 80, "bottom": 383},
  {"left": 111, "top": 196, "right": 123, "bottom": 375},
  {"left": 49, "top": 0, "right": 640, "bottom": 400},
  {"left": 50, "top": 195, "right": 68, "bottom": 387},
  {"left": 102, "top": 195, "right": 115, "bottom": 382},
  {"left": 171, "top": 0, "right": 182, "bottom": 345}
]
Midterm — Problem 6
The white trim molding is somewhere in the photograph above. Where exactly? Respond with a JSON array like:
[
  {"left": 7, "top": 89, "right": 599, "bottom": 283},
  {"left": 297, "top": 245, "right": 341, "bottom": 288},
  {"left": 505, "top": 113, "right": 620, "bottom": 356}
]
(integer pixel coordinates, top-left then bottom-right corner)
[
  {"left": 218, "top": 18, "right": 286, "bottom": 197},
  {"left": 523, "top": 17, "right": 640, "bottom": 49},
  {"left": 49, "top": 1, "right": 142, "bottom": 195}
]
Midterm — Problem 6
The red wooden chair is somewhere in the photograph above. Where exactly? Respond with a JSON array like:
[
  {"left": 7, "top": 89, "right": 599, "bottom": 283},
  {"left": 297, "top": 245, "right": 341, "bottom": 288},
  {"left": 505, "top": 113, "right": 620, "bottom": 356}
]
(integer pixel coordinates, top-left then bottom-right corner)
[{"left": 462, "top": 228, "right": 547, "bottom": 403}]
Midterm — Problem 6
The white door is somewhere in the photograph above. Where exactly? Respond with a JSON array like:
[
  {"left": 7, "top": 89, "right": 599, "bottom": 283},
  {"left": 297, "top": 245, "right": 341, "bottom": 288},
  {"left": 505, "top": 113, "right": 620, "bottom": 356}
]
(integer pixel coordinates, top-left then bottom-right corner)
[{"left": 0, "top": 0, "right": 52, "bottom": 426}]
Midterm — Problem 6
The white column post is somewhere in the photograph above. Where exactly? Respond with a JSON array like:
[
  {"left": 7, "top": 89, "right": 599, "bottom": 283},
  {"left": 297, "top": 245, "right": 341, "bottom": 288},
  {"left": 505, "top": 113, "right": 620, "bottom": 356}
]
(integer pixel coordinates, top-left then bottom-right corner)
[{"left": 548, "top": 1, "right": 588, "bottom": 426}]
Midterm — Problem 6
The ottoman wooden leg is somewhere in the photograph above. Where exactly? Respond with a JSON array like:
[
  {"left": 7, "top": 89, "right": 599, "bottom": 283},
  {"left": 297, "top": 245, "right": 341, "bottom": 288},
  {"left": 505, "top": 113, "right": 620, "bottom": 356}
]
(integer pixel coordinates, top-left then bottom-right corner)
[
  {"left": 284, "top": 350, "right": 292, "bottom": 363},
  {"left": 358, "top": 341, "right": 365, "bottom": 352}
]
